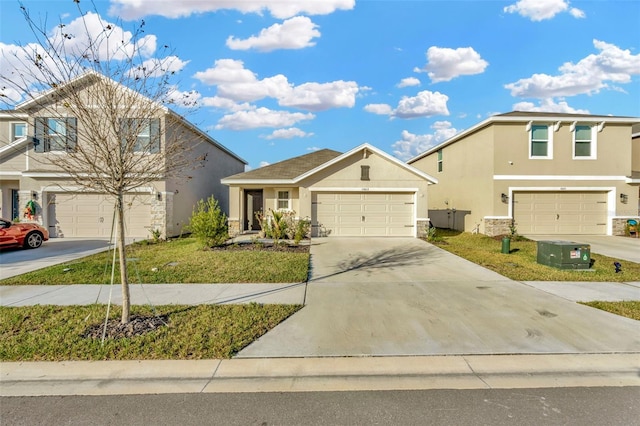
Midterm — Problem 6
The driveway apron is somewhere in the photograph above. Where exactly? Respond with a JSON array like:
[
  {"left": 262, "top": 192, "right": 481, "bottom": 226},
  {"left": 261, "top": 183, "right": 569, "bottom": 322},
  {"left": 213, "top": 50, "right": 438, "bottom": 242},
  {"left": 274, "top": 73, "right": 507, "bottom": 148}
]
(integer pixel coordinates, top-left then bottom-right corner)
[{"left": 238, "top": 238, "right": 640, "bottom": 358}]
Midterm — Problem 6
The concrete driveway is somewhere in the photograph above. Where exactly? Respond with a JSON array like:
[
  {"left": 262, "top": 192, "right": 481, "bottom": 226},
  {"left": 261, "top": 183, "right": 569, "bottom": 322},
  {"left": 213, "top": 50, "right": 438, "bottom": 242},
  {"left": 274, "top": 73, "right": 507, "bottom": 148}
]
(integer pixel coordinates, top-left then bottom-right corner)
[
  {"left": 238, "top": 238, "right": 640, "bottom": 358},
  {"left": 525, "top": 235, "right": 640, "bottom": 263},
  {"left": 0, "top": 238, "right": 113, "bottom": 280}
]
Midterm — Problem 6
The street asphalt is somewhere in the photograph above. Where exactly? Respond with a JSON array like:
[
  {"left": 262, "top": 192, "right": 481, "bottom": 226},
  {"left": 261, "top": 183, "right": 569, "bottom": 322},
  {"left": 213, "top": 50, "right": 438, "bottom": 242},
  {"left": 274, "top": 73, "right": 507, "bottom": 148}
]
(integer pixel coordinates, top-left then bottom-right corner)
[{"left": 1, "top": 237, "right": 639, "bottom": 396}]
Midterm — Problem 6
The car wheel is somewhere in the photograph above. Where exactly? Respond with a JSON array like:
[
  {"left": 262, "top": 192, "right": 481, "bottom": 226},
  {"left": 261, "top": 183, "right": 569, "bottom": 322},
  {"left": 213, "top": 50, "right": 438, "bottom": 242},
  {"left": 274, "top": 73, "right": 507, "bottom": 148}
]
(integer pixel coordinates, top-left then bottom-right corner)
[{"left": 24, "top": 232, "right": 43, "bottom": 249}]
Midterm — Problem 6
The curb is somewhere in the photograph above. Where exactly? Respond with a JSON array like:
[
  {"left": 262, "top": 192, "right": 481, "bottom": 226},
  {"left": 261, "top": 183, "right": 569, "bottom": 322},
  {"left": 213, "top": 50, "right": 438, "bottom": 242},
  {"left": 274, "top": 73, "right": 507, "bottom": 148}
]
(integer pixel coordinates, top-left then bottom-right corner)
[{"left": 2, "top": 353, "right": 639, "bottom": 396}]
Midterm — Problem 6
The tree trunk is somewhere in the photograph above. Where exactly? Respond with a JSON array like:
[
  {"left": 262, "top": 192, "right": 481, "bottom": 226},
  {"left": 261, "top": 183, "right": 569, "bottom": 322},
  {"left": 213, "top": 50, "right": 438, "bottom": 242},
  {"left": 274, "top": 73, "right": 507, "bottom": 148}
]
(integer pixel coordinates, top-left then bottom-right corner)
[{"left": 116, "top": 193, "right": 131, "bottom": 324}]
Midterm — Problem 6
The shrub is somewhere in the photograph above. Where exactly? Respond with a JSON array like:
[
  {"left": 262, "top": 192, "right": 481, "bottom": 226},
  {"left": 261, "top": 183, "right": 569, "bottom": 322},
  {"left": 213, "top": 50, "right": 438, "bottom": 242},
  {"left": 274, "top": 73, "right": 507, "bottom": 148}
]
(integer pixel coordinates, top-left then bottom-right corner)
[
  {"left": 186, "top": 196, "right": 228, "bottom": 248},
  {"left": 256, "top": 209, "right": 310, "bottom": 244},
  {"left": 292, "top": 217, "right": 311, "bottom": 244}
]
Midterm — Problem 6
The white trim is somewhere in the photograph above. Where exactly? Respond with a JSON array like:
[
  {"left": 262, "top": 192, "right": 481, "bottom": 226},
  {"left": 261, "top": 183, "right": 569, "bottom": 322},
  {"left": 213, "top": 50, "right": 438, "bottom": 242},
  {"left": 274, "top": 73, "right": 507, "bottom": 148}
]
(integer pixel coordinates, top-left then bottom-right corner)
[
  {"left": 310, "top": 187, "right": 419, "bottom": 193},
  {"left": 221, "top": 178, "right": 295, "bottom": 185},
  {"left": 625, "top": 177, "right": 640, "bottom": 184},
  {"left": 509, "top": 186, "right": 616, "bottom": 235},
  {"left": 0, "top": 171, "right": 22, "bottom": 176},
  {"left": 528, "top": 123, "right": 553, "bottom": 160},
  {"left": 275, "top": 188, "right": 292, "bottom": 211},
  {"left": 484, "top": 216, "right": 511, "bottom": 219},
  {"left": 0, "top": 136, "right": 30, "bottom": 159},
  {"left": 494, "top": 175, "right": 627, "bottom": 181},
  {"left": 408, "top": 114, "right": 640, "bottom": 164},
  {"left": 572, "top": 124, "right": 597, "bottom": 160}
]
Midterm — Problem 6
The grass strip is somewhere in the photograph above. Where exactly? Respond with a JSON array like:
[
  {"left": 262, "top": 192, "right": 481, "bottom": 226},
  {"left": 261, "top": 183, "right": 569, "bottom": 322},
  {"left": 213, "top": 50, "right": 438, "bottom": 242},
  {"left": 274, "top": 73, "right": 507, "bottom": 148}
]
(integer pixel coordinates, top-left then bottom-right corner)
[
  {"left": 430, "top": 230, "right": 640, "bottom": 282},
  {"left": 0, "top": 238, "right": 309, "bottom": 285},
  {"left": 580, "top": 301, "right": 640, "bottom": 321},
  {"left": 0, "top": 303, "right": 301, "bottom": 361}
]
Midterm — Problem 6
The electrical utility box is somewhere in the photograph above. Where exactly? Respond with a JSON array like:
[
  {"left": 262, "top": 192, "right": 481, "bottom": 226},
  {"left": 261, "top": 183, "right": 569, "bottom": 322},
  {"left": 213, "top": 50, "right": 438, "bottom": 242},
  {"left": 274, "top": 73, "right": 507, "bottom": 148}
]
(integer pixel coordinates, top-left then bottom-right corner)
[{"left": 536, "top": 241, "right": 591, "bottom": 270}]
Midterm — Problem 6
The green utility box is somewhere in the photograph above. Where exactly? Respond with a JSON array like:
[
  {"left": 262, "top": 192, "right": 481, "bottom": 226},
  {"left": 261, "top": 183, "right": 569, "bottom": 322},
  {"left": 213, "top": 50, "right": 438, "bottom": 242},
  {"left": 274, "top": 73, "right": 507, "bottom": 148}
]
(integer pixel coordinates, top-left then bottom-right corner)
[{"left": 536, "top": 240, "right": 591, "bottom": 270}]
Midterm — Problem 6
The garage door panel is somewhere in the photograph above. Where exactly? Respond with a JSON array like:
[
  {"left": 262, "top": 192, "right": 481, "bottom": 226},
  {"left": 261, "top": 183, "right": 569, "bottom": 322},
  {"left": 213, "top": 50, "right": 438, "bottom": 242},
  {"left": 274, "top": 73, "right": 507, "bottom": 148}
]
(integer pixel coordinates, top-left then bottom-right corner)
[
  {"left": 49, "top": 193, "right": 151, "bottom": 238},
  {"left": 315, "top": 192, "right": 414, "bottom": 237},
  {"left": 514, "top": 191, "right": 607, "bottom": 235}
]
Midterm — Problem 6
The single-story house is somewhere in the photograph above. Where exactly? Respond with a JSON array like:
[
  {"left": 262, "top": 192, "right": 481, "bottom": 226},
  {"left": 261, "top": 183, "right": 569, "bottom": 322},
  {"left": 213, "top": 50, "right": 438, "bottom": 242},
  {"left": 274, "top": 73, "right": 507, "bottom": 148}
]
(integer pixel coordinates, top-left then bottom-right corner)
[{"left": 222, "top": 143, "right": 438, "bottom": 238}]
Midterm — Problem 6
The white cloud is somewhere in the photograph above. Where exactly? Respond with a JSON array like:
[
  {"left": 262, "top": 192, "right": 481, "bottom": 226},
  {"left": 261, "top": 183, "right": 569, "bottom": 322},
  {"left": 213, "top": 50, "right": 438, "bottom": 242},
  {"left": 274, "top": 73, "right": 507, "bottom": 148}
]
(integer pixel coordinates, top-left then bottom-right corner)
[
  {"left": 392, "top": 121, "right": 458, "bottom": 161},
  {"left": 194, "top": 59, "right": 361, "bottom": 111},
  {"left": 129, "top": 56, "right": 189, "bottom": 78},
  {"left": 504, "top": 0, "right": 585, "bottom": 21},
  {"left": 505, "top": 40, "right": 640, "bottom": 98},
  {"left": 226, "top": 16, "right": 320, "bottom": 52},
  {"left": 264, "top": 127, "right": 314, "bottom": 139},
  {"left": 364, "top": 91, "right": 450, "bottom": 119},
  {"left": 364, "top": 104, "right": 393, "bottom": 115},
  {"left": 164, "top": 85, "right": 201, "bottom": 108},
  {"left": 215, "top": 107, "right": 315, "bottom": 130},
  {"left": 259, "top": 161, "right": 271, "bottom": 168},
  {"left": 420, "top": 46, "right": 488, "bottom": 83},
  {"left": 279, "top": 80, "right": 359, "bottom": 111},
  {"left": 200, "top": 96, "right": 253, "bottom": 112},
  {"left": 397, "top": 77, "right": 420, "bottom": 88},
  {"left": 512, "top": 98, "right": 590, "bottom": 114},
  {"left": 394, "top": 90, "right": 450, "bottom": 118},
  {"left": 109, "top": 0, "right": 355, "bottom": 20},
  {"left": 307, "top": 146, "right": 321, "bottom": 151},
  {"left": 53, "top": 11, "right": 157, "bottom": 60}
]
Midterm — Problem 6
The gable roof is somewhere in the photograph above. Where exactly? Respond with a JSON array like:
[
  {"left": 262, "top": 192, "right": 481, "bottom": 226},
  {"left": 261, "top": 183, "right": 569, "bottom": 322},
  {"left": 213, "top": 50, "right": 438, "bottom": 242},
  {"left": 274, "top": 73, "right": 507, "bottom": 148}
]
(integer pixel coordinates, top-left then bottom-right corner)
[
  {"left": 408, "top": 111, "right": 640, "bottom": 164},
  {"left": 13, "top": 71, "right": 246, "bottom": 165},
  {"left": 222, "top": 143, "right": 438, "bottom": 185}
]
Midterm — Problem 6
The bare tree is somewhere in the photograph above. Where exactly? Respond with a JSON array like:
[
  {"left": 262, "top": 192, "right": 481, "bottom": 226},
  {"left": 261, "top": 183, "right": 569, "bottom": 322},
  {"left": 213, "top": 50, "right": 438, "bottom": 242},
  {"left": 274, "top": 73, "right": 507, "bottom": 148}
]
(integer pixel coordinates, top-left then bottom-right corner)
[{"left": 1, "top": 1, "right": 202, "bottom": 323}]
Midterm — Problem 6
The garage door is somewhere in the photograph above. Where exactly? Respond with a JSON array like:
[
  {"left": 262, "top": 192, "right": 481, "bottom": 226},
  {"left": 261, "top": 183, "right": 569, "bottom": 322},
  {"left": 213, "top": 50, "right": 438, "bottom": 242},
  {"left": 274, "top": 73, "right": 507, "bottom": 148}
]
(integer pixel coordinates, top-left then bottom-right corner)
[
  {"left": 48, "top": 193, "right": 152, "bottom": 238},
  {"left": 314, "top": 192, "right": 414, "bottom": 237},
  {"left": 514, "top": 191, "right": 607, "bottom": 235}
]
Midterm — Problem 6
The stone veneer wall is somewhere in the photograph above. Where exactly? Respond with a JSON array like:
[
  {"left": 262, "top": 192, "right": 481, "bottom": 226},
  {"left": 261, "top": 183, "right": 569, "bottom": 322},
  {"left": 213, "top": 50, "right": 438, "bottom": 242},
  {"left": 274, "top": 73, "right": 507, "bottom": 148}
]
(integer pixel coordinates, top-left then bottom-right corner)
[
  {"left": 416, "top": 219, "right": 430, "bottom": 238},
  {"left": 228, "top": 219, "right": 240, "bottom": 237},
  {"left": 612, "top": 217, "right": 640, "bottom": 236},
  {"left": 484, "top": 218, "right": 512, "bottom": 237}
]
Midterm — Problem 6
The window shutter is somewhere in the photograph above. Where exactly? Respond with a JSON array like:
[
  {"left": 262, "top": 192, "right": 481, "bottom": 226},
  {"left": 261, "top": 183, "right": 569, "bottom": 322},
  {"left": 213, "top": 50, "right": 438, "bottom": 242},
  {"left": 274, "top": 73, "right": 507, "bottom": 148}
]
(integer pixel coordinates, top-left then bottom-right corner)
[
  {"left": 66, "top": 117, "right": 77, "bottom": 152},
  {"left": 149, "top": 118, "right": 160, "bottom": 153},
  {"left": 34, "top": 117, "right": 45, "bottom": 152}
]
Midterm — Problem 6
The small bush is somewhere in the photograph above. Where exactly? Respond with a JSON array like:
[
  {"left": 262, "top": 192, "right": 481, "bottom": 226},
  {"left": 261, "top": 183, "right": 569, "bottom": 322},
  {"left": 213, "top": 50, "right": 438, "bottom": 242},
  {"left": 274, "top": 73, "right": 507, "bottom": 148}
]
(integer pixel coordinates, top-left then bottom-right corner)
[
  {"left": 186, "top": 196, "right": 228, "bottom": 248},
  {"left": 256, "top": 209, "right": 310, "bottom": 244}
]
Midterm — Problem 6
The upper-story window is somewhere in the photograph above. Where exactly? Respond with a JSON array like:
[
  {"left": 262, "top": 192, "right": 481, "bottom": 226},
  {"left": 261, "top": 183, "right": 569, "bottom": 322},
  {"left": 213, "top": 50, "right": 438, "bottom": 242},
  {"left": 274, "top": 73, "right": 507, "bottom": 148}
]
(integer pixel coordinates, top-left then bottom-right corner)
[
  {"left": 11, "top": 122, "right": 27, "bottom": 141},
  {"left": 437, "top": 149, "right": 443, "bottom": 172},
  {"left": 120, "top": 118, "right": 160, "bottom": 153},
  {"left": 33, "top": 117, "right": 77, "bottom": 152},
  {"left": 277, "top": 190, "right": 291, "bottom": 210},
  {"left": 529, "top": 124, "right": 552, "bottom": 159},
  {"left": 573, "top": 125, "right": 596, "bottom": 159}
]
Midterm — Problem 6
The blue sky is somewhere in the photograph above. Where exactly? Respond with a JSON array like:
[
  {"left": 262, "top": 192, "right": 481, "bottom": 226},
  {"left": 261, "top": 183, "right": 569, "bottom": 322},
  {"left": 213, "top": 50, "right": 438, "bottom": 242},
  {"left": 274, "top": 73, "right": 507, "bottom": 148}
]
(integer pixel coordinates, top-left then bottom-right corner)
[{"left": 1, "top": 0, "right": 639, "bottom": 169}]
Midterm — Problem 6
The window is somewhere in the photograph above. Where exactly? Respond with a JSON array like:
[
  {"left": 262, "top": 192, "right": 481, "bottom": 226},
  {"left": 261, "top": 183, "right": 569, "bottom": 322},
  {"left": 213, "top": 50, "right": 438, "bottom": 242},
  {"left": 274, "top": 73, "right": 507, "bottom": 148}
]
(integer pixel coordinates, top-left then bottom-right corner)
[
  {"left": 437, "top": 149, "right": 443, "bottom": 172},
  {"left": 120, "top": 118, "right": 160, "bottom": 153},
  {"left": 530, "top": 124, "right": 552, "bottom": 158},
  {"left": 573, "top": 125, "right": 595, "bottom": 158},
  {"left": 33, "top": 117, "right": 77, "bottom": 152},
  {"left": 277, "top": 190, "right": 290, "bottom": 210},
  {"left": 360, "top": 165, "right": 370, "bottom": 181},
  {"left": 11, "top": 122, "right": 27, "bottom": 140}
]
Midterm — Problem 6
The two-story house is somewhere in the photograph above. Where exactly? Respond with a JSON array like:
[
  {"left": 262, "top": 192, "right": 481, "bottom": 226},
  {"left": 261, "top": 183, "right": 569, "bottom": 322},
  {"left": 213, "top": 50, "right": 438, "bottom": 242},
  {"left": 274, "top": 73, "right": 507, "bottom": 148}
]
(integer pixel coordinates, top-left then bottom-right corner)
[
  {"left": 408, "top": 112, "right": 640, "bottom": 236},
  {"left": 0, "top": 73, "right": 246, "bottom": 239}
]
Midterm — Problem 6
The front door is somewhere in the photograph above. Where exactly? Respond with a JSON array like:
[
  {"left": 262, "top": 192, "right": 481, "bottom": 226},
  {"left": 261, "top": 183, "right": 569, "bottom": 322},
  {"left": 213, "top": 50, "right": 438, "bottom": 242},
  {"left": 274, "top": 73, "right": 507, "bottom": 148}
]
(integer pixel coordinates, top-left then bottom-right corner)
[
  {"left": 11, "top": 189, "right": 19, "bottom": 221},
  {"left": 245, "top": 190, "right": 263, "bottom": 231}
]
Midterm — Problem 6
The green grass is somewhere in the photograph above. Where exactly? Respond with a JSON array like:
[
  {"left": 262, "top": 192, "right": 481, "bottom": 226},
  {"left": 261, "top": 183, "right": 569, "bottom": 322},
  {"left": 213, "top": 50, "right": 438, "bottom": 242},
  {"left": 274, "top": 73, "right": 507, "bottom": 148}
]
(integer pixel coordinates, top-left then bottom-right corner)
[
  {"left": 430, "top": 230, "right": 640, "bottom": 282},
  {"left": 0, "top": 238, "right": 309, "bottom": 285},
  {"left": 580, "top": 301, "right": 640, "bottom": 321},
  {"left": 0, "top": 304, "right": 301, "bottom": 361}
]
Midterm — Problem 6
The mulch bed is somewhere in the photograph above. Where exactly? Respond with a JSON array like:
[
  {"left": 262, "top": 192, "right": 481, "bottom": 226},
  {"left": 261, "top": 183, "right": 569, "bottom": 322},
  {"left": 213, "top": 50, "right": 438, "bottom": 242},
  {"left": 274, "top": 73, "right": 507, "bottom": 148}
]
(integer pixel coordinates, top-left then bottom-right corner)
[
  {"left": 83, "top": 315, "right": 169, "bottom": 339},
  {"left": 211, "top": 241, "right": 310, "bottom": 253}
]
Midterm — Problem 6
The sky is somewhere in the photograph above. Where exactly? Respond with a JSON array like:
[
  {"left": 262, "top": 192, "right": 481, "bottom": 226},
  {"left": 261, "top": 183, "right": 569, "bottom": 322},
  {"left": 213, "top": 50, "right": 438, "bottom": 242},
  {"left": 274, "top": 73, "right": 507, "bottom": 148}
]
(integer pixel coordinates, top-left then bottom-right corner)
[{"left": 1, "top": 0, "right": 639, "bottom": 169}]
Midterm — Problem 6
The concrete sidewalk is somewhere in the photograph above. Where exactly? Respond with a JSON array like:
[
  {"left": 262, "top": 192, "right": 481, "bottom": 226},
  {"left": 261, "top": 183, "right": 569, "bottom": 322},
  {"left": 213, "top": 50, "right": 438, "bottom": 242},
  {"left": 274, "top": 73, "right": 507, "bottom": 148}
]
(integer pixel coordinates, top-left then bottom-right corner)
[
  {"left": 0, "top": 283, "right": 307, "bottom": 306},
  {"left": 2, "top": 353, "right": 638, "bottom": 396}
]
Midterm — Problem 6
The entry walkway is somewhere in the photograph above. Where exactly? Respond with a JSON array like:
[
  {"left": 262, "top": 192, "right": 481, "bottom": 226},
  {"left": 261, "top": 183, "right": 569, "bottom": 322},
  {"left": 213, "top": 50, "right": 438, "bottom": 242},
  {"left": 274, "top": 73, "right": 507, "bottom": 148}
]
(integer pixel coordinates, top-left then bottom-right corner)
[{"left": 238, "top": 238, "right": 640, "bottom": 358}]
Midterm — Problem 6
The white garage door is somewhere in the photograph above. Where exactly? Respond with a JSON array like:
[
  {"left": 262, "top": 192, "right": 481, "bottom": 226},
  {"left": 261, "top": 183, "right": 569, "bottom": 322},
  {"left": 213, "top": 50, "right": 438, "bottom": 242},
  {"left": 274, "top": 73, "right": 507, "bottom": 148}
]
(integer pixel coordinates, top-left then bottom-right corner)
[
  {"left": 314, "top": 192, "right": 414, "bottom": 237},
  {"left": 514, "top": 191, "right": 607, "bottom": 235},
  {"left": 48, "top": 193, "right": 152, "bottom": 238}
]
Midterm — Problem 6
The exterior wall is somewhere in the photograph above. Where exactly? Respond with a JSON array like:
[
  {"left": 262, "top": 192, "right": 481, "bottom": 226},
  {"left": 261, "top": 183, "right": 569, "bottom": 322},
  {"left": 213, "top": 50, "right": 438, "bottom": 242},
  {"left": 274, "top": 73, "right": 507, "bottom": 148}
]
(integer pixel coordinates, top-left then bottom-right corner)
[
  {"left": 0, "top": 116, "right": 29, "bottom": 172},
  {"left": 410, "top": 126, "right": 495, "bottom": 234},
  {"left": 165, "top": 121, "right": 245, "bottom": 237}
]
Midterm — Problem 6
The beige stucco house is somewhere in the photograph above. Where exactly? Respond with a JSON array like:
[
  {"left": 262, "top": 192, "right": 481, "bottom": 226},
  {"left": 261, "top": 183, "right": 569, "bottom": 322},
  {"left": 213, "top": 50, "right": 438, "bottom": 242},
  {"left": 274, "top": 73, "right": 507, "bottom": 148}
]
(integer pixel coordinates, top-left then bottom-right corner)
[
  {"left": 222, "top": 144, "right": 438, "bottom": 238},
  {"left": 409, "top": 112, "right": 640, "bottom": 237},
  {"left": 0, "top": 73, "right": 246, "bottom": 239}
]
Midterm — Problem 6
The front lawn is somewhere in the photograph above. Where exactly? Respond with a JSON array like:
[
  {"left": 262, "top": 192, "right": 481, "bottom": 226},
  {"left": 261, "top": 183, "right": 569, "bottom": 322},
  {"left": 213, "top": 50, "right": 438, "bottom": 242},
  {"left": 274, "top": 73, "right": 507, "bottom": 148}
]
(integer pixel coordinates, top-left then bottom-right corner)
[
  {"left": 428, "top": 230, "right": 640, "bottom": 282},
  {"left": 580, "top": 301, "right": 640, "bottom": 321},
  {"left": 0, "top": 238, "right": 310, "bottom": 285},
  {"left": 0, "top": 303, "right": 301, "bottom": 361}
]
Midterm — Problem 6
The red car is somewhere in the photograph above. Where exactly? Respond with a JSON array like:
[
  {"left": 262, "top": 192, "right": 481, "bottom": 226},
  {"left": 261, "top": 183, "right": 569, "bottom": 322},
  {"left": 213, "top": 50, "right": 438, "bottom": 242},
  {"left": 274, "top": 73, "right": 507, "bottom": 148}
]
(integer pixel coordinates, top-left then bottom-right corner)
[{"left": 0, "top": 218, "right": 49, "bottom": 249}]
